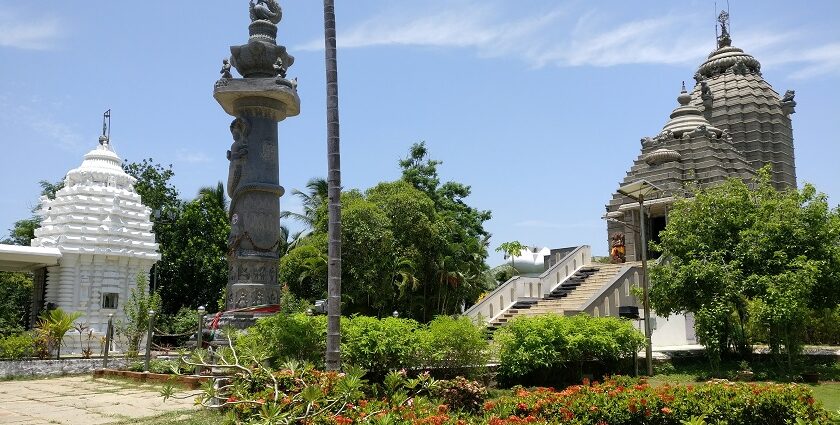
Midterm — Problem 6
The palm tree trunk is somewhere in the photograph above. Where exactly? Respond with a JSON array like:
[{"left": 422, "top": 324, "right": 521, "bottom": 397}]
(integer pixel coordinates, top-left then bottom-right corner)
[{"left": 323, "top": 0, "right": 342, "bottom": 371}]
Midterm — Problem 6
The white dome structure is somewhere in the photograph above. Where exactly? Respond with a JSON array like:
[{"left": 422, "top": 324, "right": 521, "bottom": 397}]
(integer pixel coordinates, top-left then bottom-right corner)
[
  {"left": 31, "top": 139, "right": 159, "bottom": 352},
  {"left": 507, "top": 246, "right": 551, "bottom": 275}
]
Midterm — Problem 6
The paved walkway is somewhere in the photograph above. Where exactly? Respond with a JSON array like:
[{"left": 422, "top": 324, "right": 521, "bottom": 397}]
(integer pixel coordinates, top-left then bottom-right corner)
[{"left": 0, "top": 375, "right": 199, "bottom": 424}]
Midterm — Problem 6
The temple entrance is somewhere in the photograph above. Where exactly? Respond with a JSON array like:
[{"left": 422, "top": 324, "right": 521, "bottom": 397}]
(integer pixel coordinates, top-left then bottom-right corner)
[{"left": 648, "top": 215, "right": 667, "bottom": 259}]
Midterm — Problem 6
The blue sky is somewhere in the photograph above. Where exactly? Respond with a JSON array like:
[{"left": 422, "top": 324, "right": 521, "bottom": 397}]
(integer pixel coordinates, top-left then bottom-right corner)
[{"left": 1, "top": 1, "right": 838, "bottom": 266}]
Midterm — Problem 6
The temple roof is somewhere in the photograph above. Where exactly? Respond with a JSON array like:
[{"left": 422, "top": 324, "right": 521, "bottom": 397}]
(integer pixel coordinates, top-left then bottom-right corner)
[
  {"left": 696, "top": 45, "right": 762, "bottom": 79},
  {"left": 32, "top": 139, "right": 159, "bottom": 260},
  {"left": 660, "top": 84, "right": 722, "bottom": 138}
]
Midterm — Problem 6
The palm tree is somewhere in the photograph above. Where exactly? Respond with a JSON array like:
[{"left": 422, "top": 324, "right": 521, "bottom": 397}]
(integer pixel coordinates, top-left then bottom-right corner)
[
  {"left": 280, "top": 177, "right": 328, "bottom": 230},
  {"left": 323, "top": 0, "right": 343, "bottom": 371},
  {"left": 197, "top": 181, "right": 228, "bottom": 211}
]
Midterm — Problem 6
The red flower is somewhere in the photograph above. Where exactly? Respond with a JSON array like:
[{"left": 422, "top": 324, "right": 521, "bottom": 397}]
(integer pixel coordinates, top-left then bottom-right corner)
[
  {"left": 484, "top": 401, "right": 497, "bottom": 411},
  {"left": 437, "top": 404, "right": 449, "bottom": 414},
  {"left": 560, "top": 408, "right": 573, "bottom": 420},
  {"left": 661, "top": 407, "right": 672, "bottom": 415}
]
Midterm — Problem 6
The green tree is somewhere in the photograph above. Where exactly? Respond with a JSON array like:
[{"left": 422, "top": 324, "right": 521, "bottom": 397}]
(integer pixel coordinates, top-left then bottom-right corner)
[
  {"left": 156, "top": 185, "right": 230, "bottom": 314},
  {"left": 650, "top": 169, "right": 840, "bottom": 371},
  {"left": 3, "top": 180, "right": 64, "bottom": 246},
  {"left": 281, "top": 144, "right": 491, "bottom": 321},
  {"left": 0, "top": 272, "right": 33, "bottom": 336},
  {"left": 122, "top": 159, "right": 180, "bottom": 214},
  {"left": 496, "top": 241, "right": 526, "bottom": 268}
]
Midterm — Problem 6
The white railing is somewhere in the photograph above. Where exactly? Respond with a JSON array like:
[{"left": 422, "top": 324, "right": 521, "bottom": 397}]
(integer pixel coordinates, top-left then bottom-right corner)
[
  {"left": 465, "top": 245, "right": 591, "bottom": 323},
  {"left": 569, "top": 264, "right": 640, "bottom": 318}
]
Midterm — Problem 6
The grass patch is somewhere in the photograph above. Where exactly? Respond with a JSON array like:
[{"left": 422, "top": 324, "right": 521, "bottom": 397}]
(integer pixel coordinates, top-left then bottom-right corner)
[
  {"left": 106, "top": 409, "right": 222, "bottom": 425},
  {"left": 810, "top": 383, "right": 840, "bottom": 412}
]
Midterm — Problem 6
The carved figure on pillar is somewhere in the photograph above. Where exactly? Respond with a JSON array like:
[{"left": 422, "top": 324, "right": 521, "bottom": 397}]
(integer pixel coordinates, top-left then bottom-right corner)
[
  {"left": 610, "top": 233, "right": 626, "bottom": 264},
  {"left": 214, "top": 0, "right": 300, "bottom": 325}
]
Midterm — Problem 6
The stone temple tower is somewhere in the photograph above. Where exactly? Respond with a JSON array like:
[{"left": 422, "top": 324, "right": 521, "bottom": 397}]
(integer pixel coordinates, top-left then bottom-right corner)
[
  {"left": 214, "top": 0, "right": 300, "bottom": 325},
  {"left": 690, "top": 11, "right": 797, "bottom": 190},
  {"left": 605, "top": 11, "right": 799, "bottom": 261}
]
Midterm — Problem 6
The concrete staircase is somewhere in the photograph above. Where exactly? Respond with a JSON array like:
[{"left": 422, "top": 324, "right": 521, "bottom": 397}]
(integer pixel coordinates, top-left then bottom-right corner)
[{"left": 487, "top": 263, "right": 631, "bottom": 330}]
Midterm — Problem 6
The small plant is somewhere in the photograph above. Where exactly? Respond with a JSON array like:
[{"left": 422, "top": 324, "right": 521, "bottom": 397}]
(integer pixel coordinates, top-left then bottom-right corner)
[
  {"left": 117, "top": 273, "right": 162, "bottom": 357},
  {"left": 432, "top": 376, "right": 487, "bottom": 412},
  {"left": 37, "top": 308, "right": 83, "bottom": 359},
  {"left": 74, "top": 322, "right": 96, "bottom": 359}
]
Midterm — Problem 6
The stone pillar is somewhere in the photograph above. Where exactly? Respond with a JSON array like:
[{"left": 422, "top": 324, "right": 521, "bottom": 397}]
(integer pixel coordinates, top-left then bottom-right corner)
[{"left": 214, "top": 0, "right": 300, "bottom": 326}]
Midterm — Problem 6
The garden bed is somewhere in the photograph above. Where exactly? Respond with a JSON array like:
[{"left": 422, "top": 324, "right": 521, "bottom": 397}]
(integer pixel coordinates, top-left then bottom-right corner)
[{"left": 93, "top": 368, "right": 210, "bottom": 389}]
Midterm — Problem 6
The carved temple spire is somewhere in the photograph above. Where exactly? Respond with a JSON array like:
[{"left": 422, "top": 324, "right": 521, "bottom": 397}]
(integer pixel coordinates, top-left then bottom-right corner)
[
  {"left": 98, "top": 109, "right": 111, "bottom": 146},
  {"left": 717, "top": 10, "right": 731, "bottom": 48}
]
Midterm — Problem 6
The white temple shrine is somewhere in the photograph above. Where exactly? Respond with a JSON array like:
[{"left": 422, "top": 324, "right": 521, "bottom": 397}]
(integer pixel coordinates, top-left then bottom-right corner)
[{"left": 0, "top": 134, "right": 159, "bottom": 354}]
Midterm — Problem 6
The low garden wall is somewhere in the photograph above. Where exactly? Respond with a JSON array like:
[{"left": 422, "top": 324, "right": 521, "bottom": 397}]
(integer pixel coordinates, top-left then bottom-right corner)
[{"left": 0, "top": 358, "right": 129, "bottom": 379}]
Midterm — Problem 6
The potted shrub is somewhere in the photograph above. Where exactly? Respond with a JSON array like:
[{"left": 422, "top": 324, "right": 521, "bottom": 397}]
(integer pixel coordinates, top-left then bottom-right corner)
[{"left": 735, "top": 360, "right": 754, "bottom": 381}]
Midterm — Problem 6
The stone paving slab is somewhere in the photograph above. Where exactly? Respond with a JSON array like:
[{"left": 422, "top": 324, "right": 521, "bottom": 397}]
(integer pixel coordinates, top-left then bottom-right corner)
[{"left": 0, "top": 375, "right": 199, "bottom": 424}]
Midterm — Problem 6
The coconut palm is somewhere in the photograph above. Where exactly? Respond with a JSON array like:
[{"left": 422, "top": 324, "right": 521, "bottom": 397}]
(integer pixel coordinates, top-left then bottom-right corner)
[
  {"left": 197, "top": 181, "right": 228, "bottom": 211},
  {"left": 280, "top": 177, "right": 328, "bottom": 230},
  {"left": 323, "top": 0, "right": 343, "bottom": 371}
]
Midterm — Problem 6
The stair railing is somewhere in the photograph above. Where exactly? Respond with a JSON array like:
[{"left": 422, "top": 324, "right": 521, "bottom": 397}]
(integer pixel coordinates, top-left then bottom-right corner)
[{"left": 465, "top": 245, "right": 591, "bottom": 323}]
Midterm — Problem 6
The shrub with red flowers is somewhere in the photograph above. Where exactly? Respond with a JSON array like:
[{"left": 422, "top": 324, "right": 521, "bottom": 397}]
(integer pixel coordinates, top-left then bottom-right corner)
[
  {"left": 432, "top": 376, "right": 488, "bottom": 413},
  {"left": 164, "top": 335, "right": 831, "bottom": 424},
  {"left": 482, "top": 377, "right": 831, "bottom": 425}
]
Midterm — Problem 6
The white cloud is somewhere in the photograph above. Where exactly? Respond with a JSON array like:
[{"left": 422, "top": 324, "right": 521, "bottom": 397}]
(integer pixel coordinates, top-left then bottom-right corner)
[
  {"left": 175, "top": 149, "right": 212, "bottom": 164},
  {"left": 0, "top": 95, "right": 84, "bottom": 151},
  {"left": 759, "top": 41, "right": 840, "bottom": 80},
  {"left": 296, "top": 1, "right": 840, "bottom": 78},
  {"left": 0, "top": 9, "right": 62, "bottom": 50}
]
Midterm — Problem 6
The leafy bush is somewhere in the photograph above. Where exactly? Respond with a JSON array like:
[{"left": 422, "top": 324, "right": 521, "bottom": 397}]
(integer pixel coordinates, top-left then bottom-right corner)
[
  {"left": 236, "top": 313, "right": 326, "bottom": 368},
  {"left": 159, "top": 306, "right": 199, "bottom": 335},
  {"left": 494, "top": 314, "right": 644, "bottom": 386},
  {"left": 418, "top": 315, "right": 490, "bottom": 378},
  {"left": 0, "top": 332, "right": 34, "bottom": 359},
  {"left": 341, "top": 315, "right": 422, "bottom": 380}
]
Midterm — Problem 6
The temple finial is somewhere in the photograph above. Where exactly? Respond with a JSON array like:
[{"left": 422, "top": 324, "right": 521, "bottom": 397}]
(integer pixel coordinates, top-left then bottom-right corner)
[
  {"left": 681, "top": 81, "right": 687, "bottom": 93},
  {"left": 99, "top": 109, "right": 111, "bottom": 146},
  {"left": 717, "top": 10, "right": 731, "bottom": 48}
]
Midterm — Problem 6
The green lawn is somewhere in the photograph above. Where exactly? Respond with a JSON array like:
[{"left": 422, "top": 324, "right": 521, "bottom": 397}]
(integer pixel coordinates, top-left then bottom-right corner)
[{"left": 811, "top": 382, "right": 840, "bottom": 412}]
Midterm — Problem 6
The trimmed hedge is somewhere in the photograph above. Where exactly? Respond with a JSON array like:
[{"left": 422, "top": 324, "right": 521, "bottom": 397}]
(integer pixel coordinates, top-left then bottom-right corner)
[
  {"left": 236, "top": 314, "right": 490, "bottom": 379},
  {"left": 494, "top": 314, "right": 645, "bottom": 386}
]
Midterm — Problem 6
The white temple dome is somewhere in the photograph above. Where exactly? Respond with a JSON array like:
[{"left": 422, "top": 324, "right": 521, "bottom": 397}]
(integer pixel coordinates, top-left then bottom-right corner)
[{"left": 32, "top": 140, "right": 159, "bottom": 260}]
